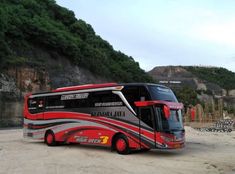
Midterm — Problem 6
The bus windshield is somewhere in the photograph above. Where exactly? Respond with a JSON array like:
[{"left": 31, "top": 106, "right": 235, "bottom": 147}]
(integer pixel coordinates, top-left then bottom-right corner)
[
  {"left": 148, "top": 85, "right": 177, "bottom": 102},
  {"left": 155, "top": 107, "right": 184, "bottom": 131},
  {"left": 146, "top": 85, "right": 184, "bottom": 131}
]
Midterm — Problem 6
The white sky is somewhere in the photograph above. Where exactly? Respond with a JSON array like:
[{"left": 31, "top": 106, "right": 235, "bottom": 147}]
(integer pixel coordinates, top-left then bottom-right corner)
[{"left": 56, "top": 0, "right": 235, "bottom": 72}]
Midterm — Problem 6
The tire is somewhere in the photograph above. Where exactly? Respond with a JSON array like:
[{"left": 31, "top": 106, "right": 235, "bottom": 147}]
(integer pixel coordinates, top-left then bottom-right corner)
[
  {"left": 45, "top": 131, "right": 57, "bottom": 146},
  {"left": 115, "top": 135, "right": 130, "bottom": 155}
]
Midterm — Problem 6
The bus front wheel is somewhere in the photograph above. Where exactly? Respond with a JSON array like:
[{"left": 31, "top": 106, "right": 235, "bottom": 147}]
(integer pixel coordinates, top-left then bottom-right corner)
[
  {"left": 45, "top": 131, "right": 57, "bottom": 146},
  {"left": 115, "top": 135, "right": 130, "bottom": 155}
]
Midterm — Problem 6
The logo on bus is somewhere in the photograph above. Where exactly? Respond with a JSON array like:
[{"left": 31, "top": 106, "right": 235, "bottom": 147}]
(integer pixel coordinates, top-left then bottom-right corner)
[{"left": 74, "top": 136, "right": 109, "bottom": 144}]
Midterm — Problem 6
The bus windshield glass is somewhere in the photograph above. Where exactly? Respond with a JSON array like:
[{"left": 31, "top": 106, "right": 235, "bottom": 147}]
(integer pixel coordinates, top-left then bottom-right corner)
[
  {"left": 155, "top": 107, "right": 184, "bottom": 131},
  {"left": 148, "top": 85, "right": 177, "bottom": 102},
  {"left": 148, "top": 85, "right": 183, "bottom": 131}
]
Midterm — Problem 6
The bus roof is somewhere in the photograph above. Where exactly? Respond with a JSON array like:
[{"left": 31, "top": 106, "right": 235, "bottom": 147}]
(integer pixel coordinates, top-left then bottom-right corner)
[
  {"left": 29, "top": 83, "right": 170, "bottom": 96},
  {"left": 119, "top": 83, "right": 170, "bottom": 89},
  {"left": 53, "top": 83, "right": 118, "bottom": 92}
]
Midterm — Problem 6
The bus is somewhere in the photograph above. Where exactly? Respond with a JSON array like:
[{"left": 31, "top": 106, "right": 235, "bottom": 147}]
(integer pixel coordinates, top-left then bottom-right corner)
[{"left": 23, "top": 83, "right": 185, "bottom": 154}]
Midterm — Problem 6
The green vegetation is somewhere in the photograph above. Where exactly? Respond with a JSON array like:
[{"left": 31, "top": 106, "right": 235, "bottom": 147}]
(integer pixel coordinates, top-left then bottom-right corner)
[
  {"left": 173, "top": 86, "right": 200, "bottom": 107},
  {"left": 224, "top": 106, "right": 235, "bottom": 114},
  {"left": 185, "top": 66, "right": 235, "bottom": 90},
  {"left": 0, "top": 0, "right": 153, "bottom": 82}
]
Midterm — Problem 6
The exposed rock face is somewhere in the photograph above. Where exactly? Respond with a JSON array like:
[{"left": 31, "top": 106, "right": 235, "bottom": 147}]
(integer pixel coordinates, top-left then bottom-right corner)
[
  {"left": 0, "top": 73, "right": 21, "bottom": 98},
  {"left": 148, "top": 66, "right": 235, "bottom": 116},
  {"left": 0, "top": 73, "right": 23, "bottom": 127},
  {"left": 149, "top": 66, "right": 197, "bottom": 89},
  {"left": 6, "top": 67, "right": 50, "bottom": 95},
  {"left": 0, "top": 56, "right": 109, "bottom": 127},
  {"left": 193, "top": 78, "right": 207, "bottom": 91},
  {"left": 228, "top": 90, "right": 235, "bottom": 96},
  {"left": 148, "top": 66, "right": 231, "bottom": 96}
]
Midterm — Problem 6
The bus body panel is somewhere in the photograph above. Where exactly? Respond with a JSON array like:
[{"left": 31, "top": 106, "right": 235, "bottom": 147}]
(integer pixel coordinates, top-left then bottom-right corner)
[
  {"left": 23, "top": 83, "right": 185, "bottom": 152},
  {"left": 23, "top": 114, "right": 153, "bottom": 149}
]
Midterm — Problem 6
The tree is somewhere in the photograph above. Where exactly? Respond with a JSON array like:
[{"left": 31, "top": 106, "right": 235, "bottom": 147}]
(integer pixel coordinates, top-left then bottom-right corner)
[{"left": 174, "top": 86, "right": 199, "bottom": 107}]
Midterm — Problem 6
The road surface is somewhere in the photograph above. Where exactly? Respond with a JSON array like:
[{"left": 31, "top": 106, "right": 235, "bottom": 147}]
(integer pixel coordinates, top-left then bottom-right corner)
[{"left": 0, "top": 127, "right": 234, "bottom": 174}]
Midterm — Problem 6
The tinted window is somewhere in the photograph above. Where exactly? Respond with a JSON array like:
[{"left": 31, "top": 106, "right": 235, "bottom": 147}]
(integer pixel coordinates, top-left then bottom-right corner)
[
  {"left": 122, "top": 86, "right": 150, "bottom": 108},
  {"left": 63, "top": 93, "right": 91, "bottom": 109},
  {"left": 156, "top": 107, "right": 183, "bottom": 131},
  {"left": 63, "top": 91, "right": 122, "bottom": 109},
  {"left": 28, "top": 98, "right": 37, "bottom": 114},
  {"left": 92, "top": 91, "right": 123, "bottom": 107},
  {"left": 140, "top": 107, "right": 154, "bottom": 129},
  {"left": 46, "top": 95, "right": 64, "bottom": 110},
  {"left": 148, "top": 85, "right": 177, "bottom": 102},
  {"left": 28, "top": 97, "right": 45, "bottom": 114}
]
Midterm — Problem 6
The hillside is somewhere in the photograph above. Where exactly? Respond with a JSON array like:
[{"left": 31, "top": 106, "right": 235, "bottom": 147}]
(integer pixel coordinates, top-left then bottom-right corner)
[
  {"left": 149, "top": 66, "right": 235, "bottom": 91},
  {"left": 148, "top": 66, "right": 235, "bottom": 116},
  {"left": 185, "top": 66, "right": 235, "bottom": 90},
  {"left": 0, "top": 0, "right": 154, "bottom": 127},
  {"left": 0, "top": 0, "right": 153, "bottom": 83}
]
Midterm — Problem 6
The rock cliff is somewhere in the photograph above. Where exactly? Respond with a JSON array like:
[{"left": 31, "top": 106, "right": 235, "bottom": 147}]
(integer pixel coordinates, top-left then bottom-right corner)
[{"left": 148, "top": 66, "right": 235, "bottom": 117}]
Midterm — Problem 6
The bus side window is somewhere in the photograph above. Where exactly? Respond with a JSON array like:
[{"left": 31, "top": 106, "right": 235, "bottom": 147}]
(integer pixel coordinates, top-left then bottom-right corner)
[
  {"left": 91, "top": 91, "right": 122, "bottom": 107},
  {"left": 37, "top": 97, "right": 45, "bottom": 112},
  {"left": 140, "top": 87, "right": 150, "bottom": 101},
  {"left": 46, "top": 95, "right": 64, "bottom": 110},
  {"left": 28, "top": 98, "right": 37, "bottom": 114},
  {"left": 101, "top": 92, "right": 121, "bottom": 103},
  {"left": 122, "top": 86, "right": 150, "bottom": 109},
  {"left": 122, "top": 87, "right": 139, "bottom": 108},
  {"left": 28, "top": 97, "right": 44, "bottom": 114},
  {"left": 63, "top": 93, "right": 91, "bottom": 109}
]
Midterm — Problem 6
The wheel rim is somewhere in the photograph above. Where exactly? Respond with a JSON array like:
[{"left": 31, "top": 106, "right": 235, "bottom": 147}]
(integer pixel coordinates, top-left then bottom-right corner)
[
  {"left": 47, "top": 134, "right": 53, "bottom": 144},
  {"left": 116, "top": 138, "right": 126, "bottom": 152}
]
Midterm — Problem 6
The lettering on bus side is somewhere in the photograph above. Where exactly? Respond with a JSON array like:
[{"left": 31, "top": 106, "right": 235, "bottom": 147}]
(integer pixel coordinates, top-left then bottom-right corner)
[
  {"left": 74, "top": 136, "right": 109, "bottom": 144},
  {"left": 74, "top": 136, "right": 88, "bottom": 143},
  {"left": 94, "top": 102, "right": 123, "bottom": 107},
  {"left": 91, "top": 111, "right": 125, "bottom": 117},
  {"left": 61, "top": 93, "right": 89, "bottom": 100}
]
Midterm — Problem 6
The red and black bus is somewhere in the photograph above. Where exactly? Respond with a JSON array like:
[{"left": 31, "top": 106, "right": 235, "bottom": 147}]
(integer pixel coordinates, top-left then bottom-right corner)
[{"left": 23, "top": 83, "right": 185, "bottom": 154}]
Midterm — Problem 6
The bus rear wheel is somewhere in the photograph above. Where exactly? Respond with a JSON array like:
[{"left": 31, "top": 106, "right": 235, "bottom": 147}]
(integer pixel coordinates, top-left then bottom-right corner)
[
  {"left": 115, "top": 135, "right": 130, "bottom": 155},
  {"left": 45, "top": 131, "right": 57, "bottom": 146}
]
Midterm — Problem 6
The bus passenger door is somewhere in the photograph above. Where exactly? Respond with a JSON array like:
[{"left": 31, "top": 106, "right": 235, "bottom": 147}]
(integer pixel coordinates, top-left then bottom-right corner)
[{"left": 138, "top": 107, "right": 156, "bottom": 149}]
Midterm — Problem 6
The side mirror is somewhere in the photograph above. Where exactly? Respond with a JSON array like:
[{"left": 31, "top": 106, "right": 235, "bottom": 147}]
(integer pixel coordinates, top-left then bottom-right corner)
[{"left": 163, "top": 105, "right": 170, "bottom": 119}]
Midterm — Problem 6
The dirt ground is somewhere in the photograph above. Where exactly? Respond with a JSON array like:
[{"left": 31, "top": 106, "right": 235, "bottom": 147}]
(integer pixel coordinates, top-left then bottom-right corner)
[{"left": 0, "top": 127, "right": 235, "bottom": 174}]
